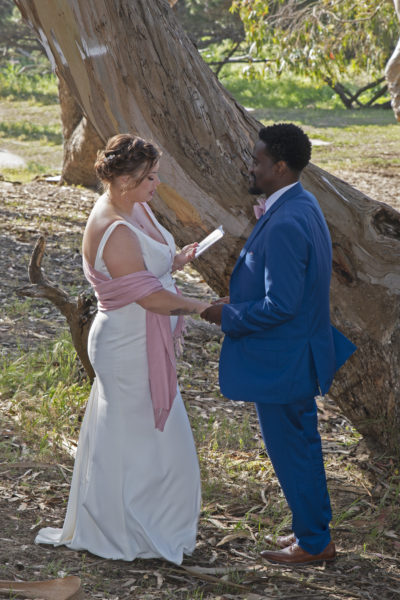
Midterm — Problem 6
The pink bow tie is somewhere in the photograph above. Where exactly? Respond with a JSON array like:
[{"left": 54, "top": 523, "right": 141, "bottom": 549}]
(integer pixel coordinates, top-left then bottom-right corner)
[{"left": 253, "top": 198, "right": 266, "bottom": 220}]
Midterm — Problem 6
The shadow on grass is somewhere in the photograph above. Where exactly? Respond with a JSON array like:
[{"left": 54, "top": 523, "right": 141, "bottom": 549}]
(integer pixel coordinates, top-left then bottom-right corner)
[
  {"left": 0, "top": 121, "right": 62, "bottom": 145},
  {"left": 0, "top": 86, "right": 59, "bottom": 105},
  {"left": 222, "top": 73, "right": 395, "bottom": 128},
  {"left": 250, "top": 107, "right": 396, "bottom": 129},
  {"left": 0, "top": 66, "right": 58, "bottom": 105}
]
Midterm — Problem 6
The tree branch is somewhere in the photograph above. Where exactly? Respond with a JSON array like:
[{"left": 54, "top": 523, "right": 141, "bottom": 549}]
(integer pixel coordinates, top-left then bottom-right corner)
[
  {"left": 325, "top": 76, "right": 390, "bottom": 109},
  {"left": 215, "top": 40, "right": 242, "bottom": 77},
  {"left": 16, "top": 236, "right": 96, "bottom": 382}
]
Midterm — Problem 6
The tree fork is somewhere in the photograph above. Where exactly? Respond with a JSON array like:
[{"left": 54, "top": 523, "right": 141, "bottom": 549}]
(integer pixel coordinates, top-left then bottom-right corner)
[{"left": 16, "top": 236, "right": 96, "bottom": 382}]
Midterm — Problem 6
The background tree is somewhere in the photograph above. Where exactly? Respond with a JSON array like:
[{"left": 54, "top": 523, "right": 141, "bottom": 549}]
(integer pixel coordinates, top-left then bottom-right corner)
[
  {"left": 173, "top": 0, "right": 244, "bottom": 47},
  {"left": 0, "top": 0, "right": 102, "bottom": 185},
  {"left": 172, "top": 0, "right": 246, "bottom": 75},
  {"left": 15, "top": 0, "right": 400, "bottom": 455},
  {"left": 0, "top": 0, "right": 42, "bottom": 64},
  {"left": 231, "top": 0, "right": 398, "bottom": 109},
  {"left": 385, "top": 0, "right": 400, "bottom": 119}
]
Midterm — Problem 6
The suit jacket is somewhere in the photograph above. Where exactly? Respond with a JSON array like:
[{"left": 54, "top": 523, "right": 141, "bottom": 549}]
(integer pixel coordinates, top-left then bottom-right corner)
[{"left": 219, "top": 182, "right": 356, "bottom": 404}]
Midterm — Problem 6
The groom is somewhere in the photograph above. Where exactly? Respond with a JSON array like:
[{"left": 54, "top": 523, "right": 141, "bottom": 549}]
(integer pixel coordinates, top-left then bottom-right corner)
[{"left": 201, "top": 123, "right": 356, "bottom": 565}]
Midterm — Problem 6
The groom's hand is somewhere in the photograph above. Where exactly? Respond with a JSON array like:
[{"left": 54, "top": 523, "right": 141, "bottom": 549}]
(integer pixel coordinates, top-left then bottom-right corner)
[
  {"left": 211, "top": 296, "right": 230, "bottom": 305},
  {"left": 200, "top": 303, "right": 224, "bottom": 326}
]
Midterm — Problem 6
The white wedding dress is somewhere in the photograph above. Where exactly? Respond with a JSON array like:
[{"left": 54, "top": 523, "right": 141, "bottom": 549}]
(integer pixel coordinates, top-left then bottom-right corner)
[{"left": 35, "top": 210, "right": 201, "bottom": 564}]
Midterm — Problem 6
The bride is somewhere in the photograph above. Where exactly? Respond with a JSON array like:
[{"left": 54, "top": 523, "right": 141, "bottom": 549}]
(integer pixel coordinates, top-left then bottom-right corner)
[{"left": 35, "top": 134, "right": 210, "bottom": 563}]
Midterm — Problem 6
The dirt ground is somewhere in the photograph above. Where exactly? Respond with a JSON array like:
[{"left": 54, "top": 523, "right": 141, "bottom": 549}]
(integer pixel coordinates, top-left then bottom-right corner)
[{"left": 1, "top": 172, "right": 400, "bottom": 599}]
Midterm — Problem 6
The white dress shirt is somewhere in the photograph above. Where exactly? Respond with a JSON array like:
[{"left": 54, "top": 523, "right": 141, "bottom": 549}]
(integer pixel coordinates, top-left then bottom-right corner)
[{"left": 263, "top": 182, "right": 298, "bottom": 214}]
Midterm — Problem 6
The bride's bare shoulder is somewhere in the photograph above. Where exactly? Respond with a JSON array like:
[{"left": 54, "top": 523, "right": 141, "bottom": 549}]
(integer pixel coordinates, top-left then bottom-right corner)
[
  {"left": 85, "top": 194, "right": 118, "bottom": 232},
  {"left": 82, "top": 194, "right": 122, "bottom": 263}
]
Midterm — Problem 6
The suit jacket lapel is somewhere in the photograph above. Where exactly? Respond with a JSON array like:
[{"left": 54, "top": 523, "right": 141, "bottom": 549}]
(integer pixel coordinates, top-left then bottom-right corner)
[{"left": 232, "top": 182, "right": 303, "bottom": 278}]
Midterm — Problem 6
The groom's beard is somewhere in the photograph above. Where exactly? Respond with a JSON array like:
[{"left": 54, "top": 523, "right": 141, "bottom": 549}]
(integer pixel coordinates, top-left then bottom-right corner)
[{"left": 248, "top": 177, "right": 263, "bottom": 195}]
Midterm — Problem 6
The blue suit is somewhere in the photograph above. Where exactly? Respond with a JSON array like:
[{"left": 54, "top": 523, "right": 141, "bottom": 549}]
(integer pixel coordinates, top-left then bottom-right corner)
[{"left": 220, "top": 182, "right": 356, "bottom": 553}]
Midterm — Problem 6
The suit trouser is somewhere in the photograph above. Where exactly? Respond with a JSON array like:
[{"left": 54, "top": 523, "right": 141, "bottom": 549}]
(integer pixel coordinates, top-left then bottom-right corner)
[{"left": 255, "top": 395, "right": 332, "bottom": 555}]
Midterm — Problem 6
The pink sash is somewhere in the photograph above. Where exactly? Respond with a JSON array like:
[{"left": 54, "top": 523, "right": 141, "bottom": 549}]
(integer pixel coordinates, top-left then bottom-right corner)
[{"left": 83, "top": 259, "right": 184, "bottom": 431}]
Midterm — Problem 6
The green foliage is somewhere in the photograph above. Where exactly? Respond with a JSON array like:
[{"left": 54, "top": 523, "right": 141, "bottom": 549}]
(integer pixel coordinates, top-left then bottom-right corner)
[
  {"left": 222, "top": 68, "right": 342, "bottom": 108},
  {"left": 1, "top": 333, "right": 90, "bottom": 456},
  {"left": 0, "top": 60, "right": 58, "bottom": 103},
  {"left": 0, "top": 119, "right": 62, "bottom": 144},
  {"left": 174, "top": 0, "right": 244, "bottom": 47},
  {"left": 200, "top": 38, "right": 244, "bottom": 62},
  {"left": 0, "top": 163, "right": 55, "bottom": 183},
  {"left": 230, "top": 0, "right": 398, "bottom": 83},
  {"left": 0, "top": 89, "right": 62, "bottom": 182},
  {"left": 40, "top": 559, "right": 69, "bottom": 579},
  {"left": 0, "top": 0, "right": 57, "bottom": 108},
  {"left": 0, "top": 0, "right": 43, "bottom": 64}
]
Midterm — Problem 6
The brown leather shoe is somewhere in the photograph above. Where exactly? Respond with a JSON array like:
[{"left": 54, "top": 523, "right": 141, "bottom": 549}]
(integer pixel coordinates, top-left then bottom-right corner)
[
  {"left": 260, "top": 541, "right": 336, "bottom": 565},
  {"left": 264, "top": 533, "right": 296, "bottom": 548}
]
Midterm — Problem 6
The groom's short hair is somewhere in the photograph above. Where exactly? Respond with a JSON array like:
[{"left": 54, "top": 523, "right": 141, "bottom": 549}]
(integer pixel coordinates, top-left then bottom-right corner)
[{"left": 259, "top": 123, "right": 312, "bottom": 172}]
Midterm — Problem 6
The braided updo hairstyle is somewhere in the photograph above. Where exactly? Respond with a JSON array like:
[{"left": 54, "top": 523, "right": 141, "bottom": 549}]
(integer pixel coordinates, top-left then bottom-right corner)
[{"left": 95, "top": 134, "right": 161, "bottom": 187}]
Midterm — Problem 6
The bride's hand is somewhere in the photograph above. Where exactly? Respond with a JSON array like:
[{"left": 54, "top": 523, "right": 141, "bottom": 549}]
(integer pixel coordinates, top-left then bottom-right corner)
[
  {"left": 197, "top": 301, "right": 211, "bottom": 315},
  {"left": 170, "top": 301, "right": 210, "bottom": 316},
  {"left": 212, "top": 296, "right": 230, "bottom": 305},
  {"left": 172, "top": 243, "right": 199, "bottom": 271}
]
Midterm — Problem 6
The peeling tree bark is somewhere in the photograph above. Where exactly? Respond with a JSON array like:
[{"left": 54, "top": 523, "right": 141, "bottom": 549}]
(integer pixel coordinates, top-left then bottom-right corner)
[
  {"left": 385, "top": 0, "right": 400, "bottom": 121},
  {"left": 58, "top": 75, "right": 103, "bottom": 187},
  {"left": 15, "top": 0, "right": 400, "bottom": 454},
  {"left": 0, "top": 576, "right": 82, "bottom": 600}
]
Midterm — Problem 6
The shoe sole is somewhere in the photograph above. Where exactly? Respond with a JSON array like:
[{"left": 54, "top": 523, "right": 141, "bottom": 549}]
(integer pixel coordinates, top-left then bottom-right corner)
[
  {"left": 261, "top": 555, "right": 337, "bottom": 566},
  {"left": 264, "top": 538, "right": 296, "bottom": 549}
]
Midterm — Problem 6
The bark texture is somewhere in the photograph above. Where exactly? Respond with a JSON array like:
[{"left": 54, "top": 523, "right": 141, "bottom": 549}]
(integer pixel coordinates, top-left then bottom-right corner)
[
  {"left": 0, "top": 575, "right": 83, "bottom": 600},
  {"left": 385, "top": 0, "right": 400, "bottom": 121},
  {"left": 58, "top": 75, "right": 103, "bottom": 187},
  {"left": 15, "top": 0, "right": 400, "bottom": 454}
]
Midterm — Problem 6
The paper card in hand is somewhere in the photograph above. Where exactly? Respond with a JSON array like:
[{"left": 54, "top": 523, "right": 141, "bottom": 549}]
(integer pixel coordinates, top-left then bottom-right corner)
[{"left": 195, "top": 226, "right": 225, "bottom": 258}]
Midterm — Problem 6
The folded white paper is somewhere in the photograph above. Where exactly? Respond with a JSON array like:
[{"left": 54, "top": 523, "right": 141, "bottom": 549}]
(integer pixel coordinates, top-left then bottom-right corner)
[{"left": 195, "top": 225, "right": 225, "bottom": 258}]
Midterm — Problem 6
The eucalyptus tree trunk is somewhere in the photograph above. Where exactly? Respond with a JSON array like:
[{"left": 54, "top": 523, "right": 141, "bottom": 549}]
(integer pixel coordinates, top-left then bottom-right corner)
[
  {"left": 58, "top": 75, "right": 103, "bottom": 187},
  {"left": 15, "top": 0, "right": 400, "bottom": 454},
  {"left": 386, "top": 0, "right": 400, "bottom": 120}
]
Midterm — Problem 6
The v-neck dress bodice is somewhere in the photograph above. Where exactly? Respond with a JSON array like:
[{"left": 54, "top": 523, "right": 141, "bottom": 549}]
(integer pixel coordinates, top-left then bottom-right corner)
[
  {"left": 94, "top": 210, "right": 175, "bottom": 282},
  {"left": 35, "top": 209, "right": 201, "bottom": 564}
]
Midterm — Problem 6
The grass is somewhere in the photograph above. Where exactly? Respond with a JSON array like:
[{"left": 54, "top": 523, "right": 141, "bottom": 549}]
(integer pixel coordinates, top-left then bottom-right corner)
[
  {"left": 0, "top": 61, "right": 62, "bottom": 182},
  {"left": 5, "top": 298, "right": 40, "bottom": 319},
  {"left": 191, "top": 412, "right": 259, "bottom": 452},
  {"left": 0, "top": 164, "right": 56, "bottom": 183},
  {"left": 0, "top": 61, "right": 59, "bottom": 104},
  {"left": 0, "top": 58, "right": 398, "bottom": 184},
  {"left": 280, "top": 116, "right": 399, "bottom": 174},
  {"left": 0, "top": 120, "right": 62, "bottom": 144},
  {"left": 0, "top": 333, "right": 90, "bottom": 458},
  {"left": 0, "top": 326, "right": 288, "bottom": 534},
  {"left": 1, "top": 57, "right": 400, "bottom": 598},
  {"left": 40, "top": 559, "right": 69, "bottom": 579},
  {"left": 221, "top": 60, "right": 392, "bottom": 109},
  {"left": 223, "top": 69, "right": 344, "bottom": 110},
  {"left": 0, "top": 97, "right": 63, "bottom": 181},
  {"left": 220, "top": 68, "right": 399, "bottom": 175}
]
